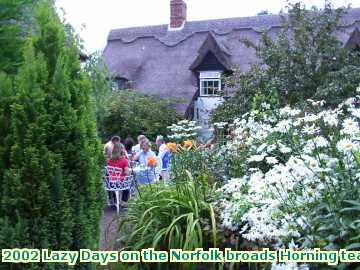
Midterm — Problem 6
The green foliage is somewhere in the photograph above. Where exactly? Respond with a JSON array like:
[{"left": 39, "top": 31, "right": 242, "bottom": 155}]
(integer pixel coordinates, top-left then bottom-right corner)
[
  {"left": 84, "top": 51, "right": 114, "bottom": 131},
  {"left": 0, "top": 0, "right": 36, "bottom": 74},
  {"left": 212, "top": 2, "right": 360, "bottom": 123},
  {"left": 117, "top": 173, "right": 217, "bottom": 270},
  {"left": 169, "top": 142, "right": 221, "bottom": 187},
  {"left": 99, "top": 90, "right": 181, "bottom": 141},
  {"left": 83, "top": 53, "right": 179, "bottom": 141},
  {"left": 0, "top": 2, "right": 104, "bottom": 269},
  {"left": 213, "top": 88, "right": 360, "bottom": 268},
  {"left": 83, "top": 53, "right": 180, "bottom": 141}
]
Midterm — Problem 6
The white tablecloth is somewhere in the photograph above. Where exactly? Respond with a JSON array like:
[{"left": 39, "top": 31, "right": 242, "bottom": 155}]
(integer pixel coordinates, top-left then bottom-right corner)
[{"left": 131, "top": 166, "right": 159, "bottom": 185}]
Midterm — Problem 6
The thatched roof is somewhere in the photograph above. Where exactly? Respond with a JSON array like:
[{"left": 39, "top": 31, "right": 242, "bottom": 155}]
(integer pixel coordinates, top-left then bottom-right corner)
[{"left": 103, "top": 8, "right": 360, "bottom": 115}]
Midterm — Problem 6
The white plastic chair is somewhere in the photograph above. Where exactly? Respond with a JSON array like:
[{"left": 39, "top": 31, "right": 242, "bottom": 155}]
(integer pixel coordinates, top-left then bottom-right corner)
[{"left": 103, "top": 166, "right": 134, "bottom": 213}]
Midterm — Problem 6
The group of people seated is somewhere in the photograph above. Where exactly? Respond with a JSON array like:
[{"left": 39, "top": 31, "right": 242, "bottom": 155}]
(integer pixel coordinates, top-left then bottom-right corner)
[{"left": 103, "top": 134, "right": 171, "bottom": 207}]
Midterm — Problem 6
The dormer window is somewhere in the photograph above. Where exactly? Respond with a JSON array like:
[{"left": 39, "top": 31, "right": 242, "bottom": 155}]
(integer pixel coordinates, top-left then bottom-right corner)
[{"left": 200, "top": 71, "right": 221, "bottom": 96}]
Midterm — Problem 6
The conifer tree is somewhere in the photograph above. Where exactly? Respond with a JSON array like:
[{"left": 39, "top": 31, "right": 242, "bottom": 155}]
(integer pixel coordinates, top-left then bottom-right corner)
[
  {"left": 0, "top": 0, "right": 35, "bottom": 74},
  {"left": 0, "top": 3, "right": 104, "bottom": 270}
]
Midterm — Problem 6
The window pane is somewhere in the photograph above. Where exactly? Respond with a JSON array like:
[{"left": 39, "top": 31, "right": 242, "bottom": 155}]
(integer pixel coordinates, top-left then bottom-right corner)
[
  {"left": 200, "top": 79, "right": 222, "bottom": 96},
  {"left": 214, "top": 80, "right": 219, "bottom": 95},
  {"left": 201, "top": 81, "right": 205, "bottom": 95}
]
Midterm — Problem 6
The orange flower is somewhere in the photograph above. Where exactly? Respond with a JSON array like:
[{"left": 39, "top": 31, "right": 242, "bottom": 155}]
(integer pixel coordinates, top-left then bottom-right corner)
[
  {"left": 166, "top": 142, "right": 177, "bottom": 152},
  {"left": 183, "top": 140, "right": 193, "bottom": 149},
  {"left": 147, "top": 156, "right": 157, "bottom": 167}
]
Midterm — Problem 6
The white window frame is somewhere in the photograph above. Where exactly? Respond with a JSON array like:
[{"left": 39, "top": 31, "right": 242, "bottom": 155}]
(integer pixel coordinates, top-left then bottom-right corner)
[{"left": 199, "top": 71, "right": 221, "bottom": 97}]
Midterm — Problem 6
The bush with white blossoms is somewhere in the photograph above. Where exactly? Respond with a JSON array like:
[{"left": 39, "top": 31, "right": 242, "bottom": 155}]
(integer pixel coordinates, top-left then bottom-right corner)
[
  {"left": 167, "top": 119, "right": 201, "bottom": 142},
  {"left": 215, "top": 87, "right": 360, "bottom": 255}
]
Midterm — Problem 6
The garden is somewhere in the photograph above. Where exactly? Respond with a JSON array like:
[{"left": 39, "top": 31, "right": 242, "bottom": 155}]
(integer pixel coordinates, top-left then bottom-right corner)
[
  {"left": 114, "top": 91, "right": 360, "bottom": 269},
  {"left": 113, "top": 3, "right": 360, "bottom": 270}
]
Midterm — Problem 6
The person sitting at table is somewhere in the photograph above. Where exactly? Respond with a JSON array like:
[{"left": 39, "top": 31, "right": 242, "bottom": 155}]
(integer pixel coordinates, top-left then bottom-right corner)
[
  {"left": 133, "top": 139, "right": 156, "bottom": 166},
  {"left": 107, "top": 143, "right": 130, "bottom": 206},
  {"left": 131, "top": 134, "right": 147, "bottom": 156},
  {"left": 104, "top": 135, "right": 121, "bottom": 159},
  {"left": 124, "top": 137, "right": 135, "bottom": 157},
  {"left": 155, "top": 135, "right": 170, "bottom": 181}
]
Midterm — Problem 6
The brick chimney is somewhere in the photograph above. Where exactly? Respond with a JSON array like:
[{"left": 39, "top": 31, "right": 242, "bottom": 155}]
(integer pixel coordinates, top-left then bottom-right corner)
[{"left": 169, "top": 0, "right": 187, "bottom": 30}]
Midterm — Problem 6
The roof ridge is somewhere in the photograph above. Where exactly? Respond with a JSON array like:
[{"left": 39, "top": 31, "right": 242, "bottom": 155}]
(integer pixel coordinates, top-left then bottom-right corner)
[
  {"left": 109, "top": 13, "right": 282, "bottom": 33},
  {"left": 107, "top": 7, "right": 360, "bottom": 46},
  {"left": 109, "top": 7, "right": 360, "bottom": 33},
  {"left": 186, "top": 13, "right": 282, "bottom": 24}
]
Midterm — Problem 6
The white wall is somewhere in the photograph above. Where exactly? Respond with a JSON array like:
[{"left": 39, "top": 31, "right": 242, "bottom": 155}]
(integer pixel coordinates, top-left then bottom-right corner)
[{"left": 194, "top": 96, "right": 224, "bottom": 139}]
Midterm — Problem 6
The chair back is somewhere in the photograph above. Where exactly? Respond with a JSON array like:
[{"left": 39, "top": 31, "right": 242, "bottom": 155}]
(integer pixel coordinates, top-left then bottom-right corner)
[{"left": 103, "top": 166, "right": 133, "bottom": 191}]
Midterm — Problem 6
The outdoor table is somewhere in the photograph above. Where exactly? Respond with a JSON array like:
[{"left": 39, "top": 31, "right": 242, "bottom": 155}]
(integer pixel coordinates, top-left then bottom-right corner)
[{"left": 131, "top": 166, "right": 159, "bottom": 185}]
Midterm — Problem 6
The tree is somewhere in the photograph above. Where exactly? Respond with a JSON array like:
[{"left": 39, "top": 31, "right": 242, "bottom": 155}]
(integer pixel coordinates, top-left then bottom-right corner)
[
  {"left": 212, "top": 2, "right": 360, "bottom": 123},
  {"left": 0, "top": 0, "right": 36, "bottom": 75},
  {"left": 99, "top": 90, "right": 181, "bottom": 141},
  {"left": 84, "top": 51, "right": 114, "bottom": 131},
  {"left": 0, "top": 3, "right": 104, "bottom": 270}
]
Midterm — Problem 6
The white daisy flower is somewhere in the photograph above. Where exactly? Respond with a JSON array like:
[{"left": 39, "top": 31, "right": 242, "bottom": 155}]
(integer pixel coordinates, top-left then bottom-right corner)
[
  {"left": 336, "top": 138, "right": 356, "bottom": 153},
  {"left": 341, "top": 118, "right": 359, "bottom": 135},
  {"left": 266, "top": 156, "right": 279, "bottom": 164}
]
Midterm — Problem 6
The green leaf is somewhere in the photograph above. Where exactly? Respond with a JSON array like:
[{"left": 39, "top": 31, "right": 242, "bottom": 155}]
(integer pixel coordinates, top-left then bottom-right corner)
[{"left": 345, "top": 243, "right": 360, "bottom": 250}]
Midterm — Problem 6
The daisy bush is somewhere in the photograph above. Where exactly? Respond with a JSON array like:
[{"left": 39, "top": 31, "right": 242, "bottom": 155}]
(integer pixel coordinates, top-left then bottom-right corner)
[
  {"left": 167, "top": 119, "right": 201, "bottom": 142},
  {"left": 216, "top": 87, "right": 360, "bottom": 254}
]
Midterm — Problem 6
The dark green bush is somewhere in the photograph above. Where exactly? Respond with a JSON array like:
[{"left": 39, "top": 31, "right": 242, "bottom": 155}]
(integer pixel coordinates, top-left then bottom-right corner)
[{"left": 98, "top": 90, "right": 181, "bottom": 141}]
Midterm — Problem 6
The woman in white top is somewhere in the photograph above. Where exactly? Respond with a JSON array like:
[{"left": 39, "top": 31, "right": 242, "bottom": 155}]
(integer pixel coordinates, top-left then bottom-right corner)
[
  {"left": 134, "top": 139, "right": 156, "bottom": 166},
  {"left": 155, "top": 135, "right": 170, "bottom": 180},
  {"left": 131, "top": 134, "right": 147, "bottom": 156}
]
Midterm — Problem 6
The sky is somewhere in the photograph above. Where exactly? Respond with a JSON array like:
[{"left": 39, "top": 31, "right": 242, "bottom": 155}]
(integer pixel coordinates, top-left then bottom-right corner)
[{"left": 55, "top": 0, "right": 359, "bottom": 53}]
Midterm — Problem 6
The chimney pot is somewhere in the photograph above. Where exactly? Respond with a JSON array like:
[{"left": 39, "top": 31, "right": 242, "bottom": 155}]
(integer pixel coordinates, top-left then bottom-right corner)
[{"left": 170, "top": 0, "right": 187, "bottom": 30}]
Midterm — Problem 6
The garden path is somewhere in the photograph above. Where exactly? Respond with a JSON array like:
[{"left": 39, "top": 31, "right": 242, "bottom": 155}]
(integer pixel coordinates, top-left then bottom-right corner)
[{"left": 99, "top": 206, "right": 124, "bottom": 250}]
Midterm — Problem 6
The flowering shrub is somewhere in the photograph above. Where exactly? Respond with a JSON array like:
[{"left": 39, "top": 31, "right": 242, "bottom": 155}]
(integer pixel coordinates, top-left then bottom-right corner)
[
  {"left": 161, "top": 86, "right": 360, "bottom": 269},
  {"left": 167, "top": 120, "right": 201, "bottom": 142},
  {"left": 216, "top": 87, "right": 360, "bottom": 256}
]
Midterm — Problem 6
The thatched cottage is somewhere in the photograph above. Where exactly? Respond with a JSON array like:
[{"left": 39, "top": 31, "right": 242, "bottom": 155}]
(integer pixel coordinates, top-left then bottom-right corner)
[{"left": 103, "top": 0, "right": 360, "bottom": 135}]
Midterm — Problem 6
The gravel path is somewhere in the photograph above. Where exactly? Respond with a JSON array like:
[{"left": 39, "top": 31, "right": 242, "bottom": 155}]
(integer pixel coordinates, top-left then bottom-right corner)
[{"left": 99, "top": 206, "right": 124, "bottom": 250}]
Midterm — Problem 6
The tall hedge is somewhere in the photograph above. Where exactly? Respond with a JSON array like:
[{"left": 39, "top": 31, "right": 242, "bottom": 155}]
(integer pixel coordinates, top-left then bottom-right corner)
[
  {"left": 0, "top": 0, "right": 34, "bottom": 75},
  {"left": 0, "top": 3, "right": 104, "bottom": 270}
]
